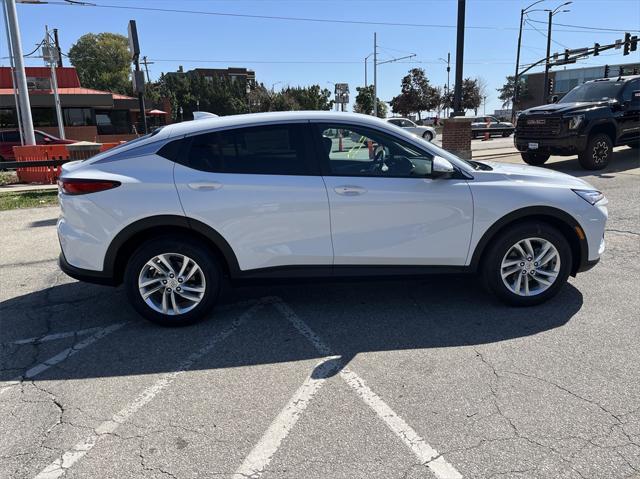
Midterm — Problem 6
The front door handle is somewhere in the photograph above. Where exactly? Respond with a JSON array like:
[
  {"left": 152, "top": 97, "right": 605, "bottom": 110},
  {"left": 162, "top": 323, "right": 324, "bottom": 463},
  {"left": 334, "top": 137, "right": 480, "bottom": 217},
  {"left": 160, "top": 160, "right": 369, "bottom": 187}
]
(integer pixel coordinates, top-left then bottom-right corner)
[
  {"left": 334, "top": 185, "right": 367, "bottom": 196},
  {"left": 188, "top": 181, "right": 223, "bottom": 191}
]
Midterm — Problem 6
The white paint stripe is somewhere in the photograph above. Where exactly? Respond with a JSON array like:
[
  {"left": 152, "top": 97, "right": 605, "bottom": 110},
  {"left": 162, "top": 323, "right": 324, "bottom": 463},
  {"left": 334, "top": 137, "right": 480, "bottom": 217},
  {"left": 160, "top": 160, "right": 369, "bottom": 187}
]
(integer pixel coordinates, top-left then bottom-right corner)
[
  {"left": 9, "top": 326, "right": 107, "bottom": 345},
  {"left": 34, "top": 300, "right": 265, "bottom": 479},
  {"left": 0, "top": 323, "right": 127, "bottom": 395},
  {"left": 272, "top": 299, "right": 463, "bottom": 479},
  {"left": 233, "top": 355, "right": 341, "bottom": 479}
]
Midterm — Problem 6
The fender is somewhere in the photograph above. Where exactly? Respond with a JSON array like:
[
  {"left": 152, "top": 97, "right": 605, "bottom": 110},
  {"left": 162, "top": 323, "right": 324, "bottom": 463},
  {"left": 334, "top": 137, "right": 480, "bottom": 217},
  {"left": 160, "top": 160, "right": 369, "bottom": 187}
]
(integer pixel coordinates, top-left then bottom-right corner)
[
  {"left": 103, "top": 215, "right": 241, "bottom": 280},
  {"left": 469, "top": 206, "right": 589, "bottom": 274}
]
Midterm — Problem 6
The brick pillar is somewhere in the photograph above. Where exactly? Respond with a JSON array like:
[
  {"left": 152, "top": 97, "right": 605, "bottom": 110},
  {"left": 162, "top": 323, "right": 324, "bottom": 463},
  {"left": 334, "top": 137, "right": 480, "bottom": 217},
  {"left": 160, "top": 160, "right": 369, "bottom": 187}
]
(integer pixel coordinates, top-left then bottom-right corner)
[{"left": 442, "top": 117, "right": 472, "bottom": 159}]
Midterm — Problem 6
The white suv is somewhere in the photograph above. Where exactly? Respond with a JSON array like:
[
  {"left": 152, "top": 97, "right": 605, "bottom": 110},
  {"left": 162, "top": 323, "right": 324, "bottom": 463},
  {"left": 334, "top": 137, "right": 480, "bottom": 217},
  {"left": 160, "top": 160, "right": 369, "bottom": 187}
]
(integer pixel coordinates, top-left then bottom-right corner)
[{"left": 57, "top": 111, "right": 607, "bottom": 325}]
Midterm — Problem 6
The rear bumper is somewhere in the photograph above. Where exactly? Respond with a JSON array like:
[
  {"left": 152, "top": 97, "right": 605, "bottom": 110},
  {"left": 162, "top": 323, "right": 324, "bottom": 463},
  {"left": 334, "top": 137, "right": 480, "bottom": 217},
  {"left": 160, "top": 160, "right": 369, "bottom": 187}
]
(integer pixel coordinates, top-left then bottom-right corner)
[
  {"left": 59, "top": 252, "right": 116, "bottom": 286},
  {"left": 515, "top": 134, "right": 587, "bottom": 155}
]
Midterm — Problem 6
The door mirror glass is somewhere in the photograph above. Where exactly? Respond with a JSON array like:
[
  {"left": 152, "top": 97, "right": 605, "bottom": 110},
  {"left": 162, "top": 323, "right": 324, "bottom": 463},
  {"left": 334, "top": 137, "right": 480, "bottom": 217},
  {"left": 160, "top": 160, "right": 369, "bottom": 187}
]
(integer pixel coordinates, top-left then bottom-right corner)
[
  {"left": 551, "top": 95, "right": 559, "bottom": 104},
  {"left": 432, "top": 156, "right": 455, "bottom": 177}
]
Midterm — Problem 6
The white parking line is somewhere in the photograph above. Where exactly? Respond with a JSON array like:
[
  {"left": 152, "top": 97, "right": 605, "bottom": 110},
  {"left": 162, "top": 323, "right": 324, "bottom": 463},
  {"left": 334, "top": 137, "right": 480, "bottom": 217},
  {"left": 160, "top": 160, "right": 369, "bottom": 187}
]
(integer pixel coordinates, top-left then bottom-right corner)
[
  {"left": 272, "top": 298, "right": 463, "bottom": 479},
  {"left": 233, "top": 355, "right": 342, "bottom": 479},
  {"left": 0, "top": 323, "right": 127, "bottom": 396},
  {"left": 34, "top": 300, "right": 265, "bottom": 479},
  {"left": 9, "top": 326, "right": 107, "bottom": 345}
]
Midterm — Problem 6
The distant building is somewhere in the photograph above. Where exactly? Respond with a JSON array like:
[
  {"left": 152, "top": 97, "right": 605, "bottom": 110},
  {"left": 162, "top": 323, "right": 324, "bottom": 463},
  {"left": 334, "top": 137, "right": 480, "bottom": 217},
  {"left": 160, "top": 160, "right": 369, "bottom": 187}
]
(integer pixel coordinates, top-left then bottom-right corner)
[
  {"left": 518, "top": 62, "right": 640, "bottom": 111},
  {"left": 0, "top": 66, "right": 143, "bottom": 141},
  {"left": 167, "top": 67, "right": 256, "bottom": 89}
]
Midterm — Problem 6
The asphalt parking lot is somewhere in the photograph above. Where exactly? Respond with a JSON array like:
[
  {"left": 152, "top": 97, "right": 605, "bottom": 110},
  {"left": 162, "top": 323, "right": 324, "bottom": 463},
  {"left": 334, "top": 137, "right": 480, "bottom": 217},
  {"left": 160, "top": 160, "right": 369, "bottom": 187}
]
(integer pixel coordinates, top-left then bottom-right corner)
[{"left": 1, "top": 148, "right": 639, "bottom": 479}]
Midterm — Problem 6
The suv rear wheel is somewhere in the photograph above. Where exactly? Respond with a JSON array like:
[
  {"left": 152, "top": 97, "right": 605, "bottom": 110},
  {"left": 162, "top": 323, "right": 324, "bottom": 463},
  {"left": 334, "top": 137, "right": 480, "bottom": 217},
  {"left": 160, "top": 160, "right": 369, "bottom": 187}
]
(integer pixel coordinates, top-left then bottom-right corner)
[
  {"left": 579, "top": 133, "right": 612, "bottom": 170},
  {"left": 422, "top": 131, "right": 433, "bottom": 141},
  {"left": 124, "top": 237, "right": 221, "bottom": 326},
  {"left": 521, "top": 151, "right": 550, "bottom": 166},
  {"left": 482, "top": 221, "right": 572, "bottom": 306}
]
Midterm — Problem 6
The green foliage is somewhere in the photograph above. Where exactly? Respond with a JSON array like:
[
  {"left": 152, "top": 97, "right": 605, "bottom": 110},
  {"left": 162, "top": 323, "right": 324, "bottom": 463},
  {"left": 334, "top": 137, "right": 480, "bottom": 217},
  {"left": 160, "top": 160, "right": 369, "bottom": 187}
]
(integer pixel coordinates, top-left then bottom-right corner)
[
  {"left": 497, "top": 75, "right": 531, "bottom": 109},
  {"left": 442, "top": 78, "right": 483, "bottom": 113},
  {"left": 353, "top": 85, "right": 387, "bottom": 118},
  {"left": 68, "top": 33, "right": 131, "bottom": 94},
  {"left": 390, "top": 68, "right": 441, "bottom": 120}
]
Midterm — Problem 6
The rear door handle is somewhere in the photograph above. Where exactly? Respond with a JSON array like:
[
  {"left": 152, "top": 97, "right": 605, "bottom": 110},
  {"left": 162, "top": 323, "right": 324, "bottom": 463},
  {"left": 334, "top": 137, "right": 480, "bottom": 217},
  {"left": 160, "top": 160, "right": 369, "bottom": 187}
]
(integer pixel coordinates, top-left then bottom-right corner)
[
  {"left": 187, "top": 181, "right": 223, "bottom": 191},
  {"left": 334, "top": 185, "right": 367, "bottom": 196}
]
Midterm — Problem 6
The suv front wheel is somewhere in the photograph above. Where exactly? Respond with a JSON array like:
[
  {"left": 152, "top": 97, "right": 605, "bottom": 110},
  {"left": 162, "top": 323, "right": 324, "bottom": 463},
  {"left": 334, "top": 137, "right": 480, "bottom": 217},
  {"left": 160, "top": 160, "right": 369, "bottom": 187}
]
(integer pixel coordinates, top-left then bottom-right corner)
[
  {"left": 124, "top": 236, "right": 221, "bottom": 326},
  {"left": 482, "top": 222, "right": 572, "bottom": 306},
  {"left": 579, "top": 133, "right": 612, "bottom": 170},
  {"left": 521, "top": 151, "right": 550, "bottom": 166}
]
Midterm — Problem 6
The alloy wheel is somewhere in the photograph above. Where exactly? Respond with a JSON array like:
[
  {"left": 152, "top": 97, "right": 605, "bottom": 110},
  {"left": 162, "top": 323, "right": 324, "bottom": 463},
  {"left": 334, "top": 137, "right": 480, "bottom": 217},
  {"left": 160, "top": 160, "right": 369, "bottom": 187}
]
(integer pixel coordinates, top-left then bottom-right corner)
[
  {"left": 138, "top": 253, "right": 206, "bottom": 315},
  {"left": 592, "top": 140, "right": 609, "bottom": 165},
  {"left": 500, "top": 237, "right": 561, "bottom": 296}
]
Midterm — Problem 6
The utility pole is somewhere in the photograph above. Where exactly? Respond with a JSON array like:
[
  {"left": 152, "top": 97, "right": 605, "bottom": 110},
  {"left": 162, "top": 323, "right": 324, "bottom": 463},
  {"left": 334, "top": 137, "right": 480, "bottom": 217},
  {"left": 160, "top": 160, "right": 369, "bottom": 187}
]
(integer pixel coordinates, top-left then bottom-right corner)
[
  {"left": 53, "top": 28, "right": 63, "bottom": 67},
  {"left": 439, "top": 53, "right": 451, "bottom": 117},
  {"left": 141, "top": 56, "right": 154, "bottom": 83},
  {"left": 45, "top": 25, "right": 65, "bottom": 139},
  {"left": 452, "top": 0, "right": 466, "bottom": 117},
  {"left": 373, "top": 32, "right": 378, "bottom": 117},
  {"left": 3, "top": 0, "right": 35, "bottom": 145}
]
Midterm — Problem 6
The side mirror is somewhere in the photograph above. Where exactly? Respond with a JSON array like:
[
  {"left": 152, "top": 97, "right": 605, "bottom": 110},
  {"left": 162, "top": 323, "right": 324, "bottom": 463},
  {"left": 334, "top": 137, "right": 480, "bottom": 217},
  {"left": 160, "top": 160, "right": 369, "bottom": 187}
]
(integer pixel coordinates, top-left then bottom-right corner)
[
  {"left": 432, "top": 156, "right": 455, "bottom": 178},
  {"left": 551, "top": 95, "right": 559, "bottom": 104}
]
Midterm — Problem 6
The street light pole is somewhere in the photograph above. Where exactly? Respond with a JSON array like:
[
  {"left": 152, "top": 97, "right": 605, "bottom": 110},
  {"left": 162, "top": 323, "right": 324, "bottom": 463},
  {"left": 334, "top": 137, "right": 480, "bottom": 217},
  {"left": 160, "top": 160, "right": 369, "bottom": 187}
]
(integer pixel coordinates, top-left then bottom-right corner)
[
  {"left": 45, "top": 25, "right": 65, "bottom": 139},
  {"left": 373, "top": 32, "right": 378, "bottom": 117},
  {"left": 512, "top": 0, "right": 546, "bottom": 119},
  {"left": 542, "top": 2, "right": 572, "bottom": 104},
  {"left": 3, "top": 0, "right": 35, "bottom": 145},
  {"left": 438, "top": 53, "right": 451, "bottom": 117}
]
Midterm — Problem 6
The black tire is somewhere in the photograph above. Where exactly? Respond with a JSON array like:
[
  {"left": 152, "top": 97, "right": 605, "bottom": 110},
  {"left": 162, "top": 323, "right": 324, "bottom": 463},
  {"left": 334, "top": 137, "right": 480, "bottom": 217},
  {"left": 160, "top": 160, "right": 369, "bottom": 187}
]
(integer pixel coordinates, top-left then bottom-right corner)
[
  {"left": 482, "top": 221, "right": 572, "bottom": 307},
  {"left": 502, "top": 130, "right": 512, "bottom": 137},
  {"left": 422, "top": 131, "right": 433, "bottom": 141},
  {"left": 578, "top": 133, "right": 612, "bottom": 170},
  {"left": 124, "top": 236, "right": 221, "bottom": 326},
  {"left": 521, "top": 151, "right": 550, "bottom": 166}
]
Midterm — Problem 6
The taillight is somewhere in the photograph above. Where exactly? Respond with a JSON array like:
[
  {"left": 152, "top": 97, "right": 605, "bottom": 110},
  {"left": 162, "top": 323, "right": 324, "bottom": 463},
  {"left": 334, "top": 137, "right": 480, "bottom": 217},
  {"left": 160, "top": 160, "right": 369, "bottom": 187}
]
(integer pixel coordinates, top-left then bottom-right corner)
[{"left": 58, "top": 179, "right": 121, "bottom": 195}]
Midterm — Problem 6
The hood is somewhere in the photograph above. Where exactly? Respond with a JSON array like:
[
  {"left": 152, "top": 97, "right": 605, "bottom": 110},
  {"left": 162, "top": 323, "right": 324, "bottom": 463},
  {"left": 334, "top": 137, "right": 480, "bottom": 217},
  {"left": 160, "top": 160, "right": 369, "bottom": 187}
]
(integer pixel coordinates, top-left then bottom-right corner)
[
  {"left": 523, "top": 101, "right": 608, "bottom": 115},
  {"left": 475, "top": 161, "right": 595, "bottom": 189}
]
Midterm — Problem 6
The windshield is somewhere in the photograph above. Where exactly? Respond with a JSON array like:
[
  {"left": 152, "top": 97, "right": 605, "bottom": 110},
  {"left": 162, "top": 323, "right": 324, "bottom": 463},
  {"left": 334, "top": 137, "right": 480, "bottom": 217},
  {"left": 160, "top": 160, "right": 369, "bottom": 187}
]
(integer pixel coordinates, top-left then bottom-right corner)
[{"left": 560, "top": 81, "right": 624, "bottom": 103}]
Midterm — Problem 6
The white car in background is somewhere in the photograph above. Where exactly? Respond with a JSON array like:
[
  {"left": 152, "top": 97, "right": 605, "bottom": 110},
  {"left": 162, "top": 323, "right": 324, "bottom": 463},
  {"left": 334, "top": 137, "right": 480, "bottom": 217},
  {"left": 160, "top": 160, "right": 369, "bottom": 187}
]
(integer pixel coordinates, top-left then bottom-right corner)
[
  {"left": 387, "top": 117, "right": 437, "bottom": 141},
  {"left": 57, "top": 111, "right": 607, "bottom": 326}
]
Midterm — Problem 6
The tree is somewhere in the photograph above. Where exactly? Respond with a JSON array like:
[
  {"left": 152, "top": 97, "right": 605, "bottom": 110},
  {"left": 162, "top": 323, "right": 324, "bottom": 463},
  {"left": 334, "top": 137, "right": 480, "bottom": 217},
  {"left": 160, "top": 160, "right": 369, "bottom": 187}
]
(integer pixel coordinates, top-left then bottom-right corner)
[
  {"left": 442, "top": 77, "right": 482, "bottom": 114},
  {"left": 497, "top": 75, "right": 532, "bottom": 110},
  {"left": 283, "top": 85, "right": 334, "bottom": 110},
  {"left": 354, "top": 85, "right": 387, "bottom": 118},
  {"left": 390, "top": 68, "right": 441, "bottom": 120},
  {"left": 68, "top": 33, "right": 131, "bottom": 94}
]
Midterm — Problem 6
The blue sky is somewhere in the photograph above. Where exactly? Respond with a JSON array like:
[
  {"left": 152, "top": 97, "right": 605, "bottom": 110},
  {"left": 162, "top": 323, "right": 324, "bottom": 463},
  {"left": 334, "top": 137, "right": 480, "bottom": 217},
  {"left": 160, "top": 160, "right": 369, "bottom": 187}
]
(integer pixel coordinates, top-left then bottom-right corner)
[{"left": 3, "top": 0, "right": 640, "bottom": 114}]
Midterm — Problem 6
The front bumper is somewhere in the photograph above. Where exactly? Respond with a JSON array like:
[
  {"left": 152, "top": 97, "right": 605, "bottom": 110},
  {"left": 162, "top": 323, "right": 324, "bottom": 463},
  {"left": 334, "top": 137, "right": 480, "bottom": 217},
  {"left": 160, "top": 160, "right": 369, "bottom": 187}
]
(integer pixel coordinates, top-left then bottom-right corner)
[{"left": 515, "top": 134, "right": 587, "bottom": 155}]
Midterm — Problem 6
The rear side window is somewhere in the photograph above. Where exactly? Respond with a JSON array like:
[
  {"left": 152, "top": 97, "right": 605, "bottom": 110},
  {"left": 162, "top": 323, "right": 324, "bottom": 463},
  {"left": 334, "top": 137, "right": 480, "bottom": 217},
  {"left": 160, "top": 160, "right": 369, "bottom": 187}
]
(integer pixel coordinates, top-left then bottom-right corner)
[
  {"left": 184, "top": 124, "right": 313, "bottom": 175},
  {"left": 2, "top": 131, "right": 20, "bottom": 142}
]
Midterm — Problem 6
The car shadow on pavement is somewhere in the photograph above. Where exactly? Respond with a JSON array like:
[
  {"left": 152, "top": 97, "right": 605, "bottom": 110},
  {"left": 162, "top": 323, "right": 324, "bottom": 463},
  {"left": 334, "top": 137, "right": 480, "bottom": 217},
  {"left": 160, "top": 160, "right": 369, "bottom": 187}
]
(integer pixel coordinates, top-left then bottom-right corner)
[
  {"left": 0, "top": 275, "right": 583, "bottom": 383},
  {"left": 543, "top": 146, "right": 639, "bottom": 178}
]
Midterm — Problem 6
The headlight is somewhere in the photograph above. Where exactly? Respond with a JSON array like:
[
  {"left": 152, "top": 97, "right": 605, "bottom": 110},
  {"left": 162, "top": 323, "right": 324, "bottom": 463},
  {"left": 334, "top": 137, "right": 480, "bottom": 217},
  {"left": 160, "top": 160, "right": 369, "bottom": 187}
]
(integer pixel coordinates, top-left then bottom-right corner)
[
  {"left": 573, "top": 189, "right": 604, "bottom": 205},
  {"left": 567, "top": 114, "right": 584, "bottom": 130}
]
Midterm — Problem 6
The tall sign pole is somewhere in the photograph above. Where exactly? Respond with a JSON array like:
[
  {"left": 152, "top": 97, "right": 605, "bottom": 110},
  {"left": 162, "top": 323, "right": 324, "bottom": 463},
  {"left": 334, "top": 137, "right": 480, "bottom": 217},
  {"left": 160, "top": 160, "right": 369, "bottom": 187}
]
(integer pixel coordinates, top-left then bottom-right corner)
[
  {"left": 452, "top": 0, "right": 466, "bottom": 117},
  {"left": 128, "top": 20, "right": 147, "bottom": 134},
  {"left": 2, "top": 0, "right": 23, "bottom": 144},
  {"left": 4, "top": 0, "right": 35, "bottom": 145},
  {"left": 542, "top": 9, "right": 553, "bottom": 104}
]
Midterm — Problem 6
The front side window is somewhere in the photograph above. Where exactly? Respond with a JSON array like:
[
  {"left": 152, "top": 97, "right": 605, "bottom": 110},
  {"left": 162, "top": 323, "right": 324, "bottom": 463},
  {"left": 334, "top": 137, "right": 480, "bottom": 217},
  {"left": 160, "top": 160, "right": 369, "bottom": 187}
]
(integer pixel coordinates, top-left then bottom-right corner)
[
  {"left": 186, "top": 124, "right": 311, "bottom": 175},
  {"left": 560, "top": 81, "right": 625, "bottom": 103},
  {"left": 316, "top": 123, "right": 434, "bottom": 178},
  {"left": 622, "top": 80, "right": 640, "bottom": 102}
]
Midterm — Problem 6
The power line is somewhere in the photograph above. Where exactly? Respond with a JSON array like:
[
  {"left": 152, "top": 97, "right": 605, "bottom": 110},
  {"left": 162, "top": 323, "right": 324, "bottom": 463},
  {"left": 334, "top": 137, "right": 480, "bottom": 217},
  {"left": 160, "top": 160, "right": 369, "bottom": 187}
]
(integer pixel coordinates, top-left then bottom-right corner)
[
  {"left": 147, "top": 58, "right": 515, "bottom": 65},
  {"left": 527, "top": 18, "right": 640, "bottom": 33},
  {"left": 525, "top": 19, "right": 569, "bottom": 49},
  {"left": 19, "top": 1, "right": 639, "bottom": 34}
]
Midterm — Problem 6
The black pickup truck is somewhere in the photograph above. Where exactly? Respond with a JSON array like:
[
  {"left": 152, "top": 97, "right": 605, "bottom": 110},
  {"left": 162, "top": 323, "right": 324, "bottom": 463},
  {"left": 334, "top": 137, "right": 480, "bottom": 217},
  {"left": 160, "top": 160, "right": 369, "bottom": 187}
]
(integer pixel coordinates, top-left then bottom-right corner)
[{"left": 515, "top": 75, "right": 640, "bottom": 170}]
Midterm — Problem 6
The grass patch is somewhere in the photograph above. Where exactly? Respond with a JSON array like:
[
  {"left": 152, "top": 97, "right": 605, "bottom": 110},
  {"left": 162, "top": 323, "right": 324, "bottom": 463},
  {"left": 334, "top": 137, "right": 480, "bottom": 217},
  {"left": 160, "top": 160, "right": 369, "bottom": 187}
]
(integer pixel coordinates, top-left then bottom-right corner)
[{"left": 0, "top": 190, "right": 59, "bottom": 211}]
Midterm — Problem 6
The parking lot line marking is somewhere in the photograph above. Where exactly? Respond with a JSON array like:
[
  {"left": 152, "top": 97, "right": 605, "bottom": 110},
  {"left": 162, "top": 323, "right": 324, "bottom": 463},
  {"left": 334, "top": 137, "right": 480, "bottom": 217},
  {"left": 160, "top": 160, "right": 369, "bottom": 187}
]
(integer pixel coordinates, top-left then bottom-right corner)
[
  {"left": 272, "top": 299, "right": 463, "bottom": 479},
  {"left": 0, "top": 323, "right": 127, "bottom": 396},
  {"left": 33, "top": 300, "right": 265, "bottom": 479},
  {"left": 233, "top": 355, "right": 341, "bottom": 479},
  {"left": 9, "top": 326, "right": 107, "bottom": 345}
]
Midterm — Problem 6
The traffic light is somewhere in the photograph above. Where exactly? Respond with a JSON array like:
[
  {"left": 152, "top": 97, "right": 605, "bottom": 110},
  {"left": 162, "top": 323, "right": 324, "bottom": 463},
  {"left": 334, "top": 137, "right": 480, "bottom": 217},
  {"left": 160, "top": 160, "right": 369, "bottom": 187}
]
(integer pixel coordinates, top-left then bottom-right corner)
[
  {"left": 547, "top": 77, "right": 554, "bottom": 96},
  {"left": 619, "top": 66, "right": 625, "bottom": 76},
  {"left": 593, "top": 43, "right": 600, "bottom": 56},
  {"left": 622, "top": 33, "right": 638, "bottom": 55},
  {"left": 604, "top": 65, "right": 609, "bottom": 78},
  {"left": 631, "top": 35, "right": 638, "bottom": 52}
]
